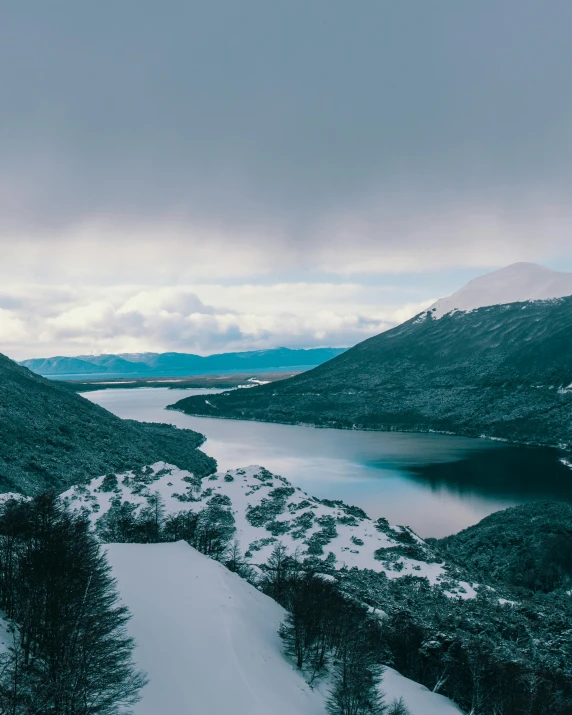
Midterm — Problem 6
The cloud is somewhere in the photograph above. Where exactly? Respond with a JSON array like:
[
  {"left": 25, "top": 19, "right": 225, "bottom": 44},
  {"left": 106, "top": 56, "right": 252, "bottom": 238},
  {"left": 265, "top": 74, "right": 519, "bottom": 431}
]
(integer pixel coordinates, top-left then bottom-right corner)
[
  {"left": 2, "top": 2, "right": 572, "bottom": 356},
  {"left": 1, "top": 283, "right": 432, "bottom": 360},
  {"left": 0, "top": 309, "right": 27, "bottom": 344},
  {"left": 1, "top": 1, "right": 572, "bottom": 263}
]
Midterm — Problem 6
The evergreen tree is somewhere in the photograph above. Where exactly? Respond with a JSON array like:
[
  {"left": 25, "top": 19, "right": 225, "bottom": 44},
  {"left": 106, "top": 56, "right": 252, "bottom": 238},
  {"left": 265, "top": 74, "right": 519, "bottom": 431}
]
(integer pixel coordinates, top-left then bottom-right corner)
[
  {"left": 386, "top": 698, "right": 411, "bottom": 715},
  {"left": 0, "top": 494, "right": 146, "bottom": 714},
  {"left": 260, "top": 544, "right": 297, "bottom": 604},
  {"left": 326, "top": 655, "right": 385, "bottom": 715}
]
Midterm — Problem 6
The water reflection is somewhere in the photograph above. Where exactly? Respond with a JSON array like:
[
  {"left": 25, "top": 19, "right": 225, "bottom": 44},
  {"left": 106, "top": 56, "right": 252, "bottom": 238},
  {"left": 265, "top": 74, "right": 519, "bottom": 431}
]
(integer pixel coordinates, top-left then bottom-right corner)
[{"left": 401, "top": 445, "right": 572, "bottom": 501}]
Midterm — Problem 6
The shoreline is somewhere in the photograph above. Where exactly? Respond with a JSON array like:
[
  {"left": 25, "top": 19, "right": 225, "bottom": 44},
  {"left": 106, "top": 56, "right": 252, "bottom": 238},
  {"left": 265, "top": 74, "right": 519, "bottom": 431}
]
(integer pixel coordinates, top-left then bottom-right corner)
[
  {"left": 60, "top": 371, "right": 300, "bottom": 392},
  {"left": 166, "top": 404, "right": 572, "bottom": 455}
]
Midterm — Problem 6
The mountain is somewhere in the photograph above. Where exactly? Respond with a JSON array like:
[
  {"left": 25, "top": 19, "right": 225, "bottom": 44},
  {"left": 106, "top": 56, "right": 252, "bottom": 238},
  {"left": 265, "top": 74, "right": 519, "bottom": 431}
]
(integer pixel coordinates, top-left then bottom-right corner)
[
  {"left": 429, "top": 261, "right": 572, "bottom": 318},
  {"left": 0, "top": 353, "right": 215, "bottom": 494},
  {"left": 19, "top": 356, "right": 109, "bottom": 375},
  {"left": 108, "top": 541, "right": 462, "bottom": 715},
  {"left": 434, "top": 501, "right": 572, "bottom": 593},
  {"left": 20, "top": 347, "right": 347, "bottom": 379},
  {"left": 171, "top": 263, "right": 572, "bottom": 447}
]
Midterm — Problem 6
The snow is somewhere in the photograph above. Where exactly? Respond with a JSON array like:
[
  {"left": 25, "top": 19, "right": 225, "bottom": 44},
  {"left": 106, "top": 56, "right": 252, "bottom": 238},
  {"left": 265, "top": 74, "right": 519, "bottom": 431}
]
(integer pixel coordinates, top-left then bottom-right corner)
[
  {"left": 427, "top": 262, "right": 572, "bottom": 319},
  {"left": 108, "top": 542, "right": 463, "bottom": 715},
  {"left": 443, "top": 581, "right": 478, "bottom": 600},
  {"left": 0, "top": 493, "right": 29, "bottom": 507},
  {"left": 382, "top": 667, "right": 463, "bottom": 714},
  {"left": 62, "top": 463, "right": 474, "bottom": 593},
  {"left": 0, "top": 615, "right": 13, "bottom": 657},
  {"left": 107, "top": 542, "right": 325, "bottom": 715}
]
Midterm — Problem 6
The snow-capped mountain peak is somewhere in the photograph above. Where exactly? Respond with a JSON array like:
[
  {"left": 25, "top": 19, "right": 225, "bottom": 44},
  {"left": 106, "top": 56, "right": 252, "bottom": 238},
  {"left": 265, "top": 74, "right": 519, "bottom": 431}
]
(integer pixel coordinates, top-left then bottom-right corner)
[{"left": 427, "top": 262, "right": 572, "bottom": 319}]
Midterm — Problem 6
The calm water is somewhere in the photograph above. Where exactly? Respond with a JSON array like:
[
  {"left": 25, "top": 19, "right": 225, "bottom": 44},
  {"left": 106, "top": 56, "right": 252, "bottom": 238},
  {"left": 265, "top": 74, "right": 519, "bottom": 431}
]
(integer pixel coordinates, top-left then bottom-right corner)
[{"left": 83, "top": 388, "right": 572, "bottom": 538}]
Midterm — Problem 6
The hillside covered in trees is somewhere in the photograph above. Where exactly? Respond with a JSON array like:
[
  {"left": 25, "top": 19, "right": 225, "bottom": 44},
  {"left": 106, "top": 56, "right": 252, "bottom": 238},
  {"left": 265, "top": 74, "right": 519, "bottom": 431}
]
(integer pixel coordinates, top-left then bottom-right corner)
[
  {"left": 171, "top": 297, "right": 572, "bottom": 448},
  {"left": 433, "top": 501, "right": 572, "bottom": 593},
  {"left": 0, "top": 353, "right": 215, "bottom": 494}
]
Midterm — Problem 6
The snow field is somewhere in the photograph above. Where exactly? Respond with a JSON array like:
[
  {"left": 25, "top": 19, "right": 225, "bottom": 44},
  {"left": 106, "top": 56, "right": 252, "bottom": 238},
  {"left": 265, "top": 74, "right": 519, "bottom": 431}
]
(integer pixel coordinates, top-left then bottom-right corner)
[{"left": 108, "top": 542, "right": 463, "bottom": 715}]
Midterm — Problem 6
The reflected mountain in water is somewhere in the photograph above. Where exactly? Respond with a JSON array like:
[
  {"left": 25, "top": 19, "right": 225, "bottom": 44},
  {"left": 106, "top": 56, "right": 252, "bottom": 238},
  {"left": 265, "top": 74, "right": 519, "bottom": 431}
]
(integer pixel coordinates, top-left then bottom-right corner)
[{"left": 400, "top": 444, "right": 572, "bottom": 502}]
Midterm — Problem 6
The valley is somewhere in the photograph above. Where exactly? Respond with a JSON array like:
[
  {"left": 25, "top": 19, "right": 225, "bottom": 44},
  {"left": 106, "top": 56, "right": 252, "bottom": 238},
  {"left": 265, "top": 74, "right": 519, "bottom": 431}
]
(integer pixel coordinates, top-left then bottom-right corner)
[
  {"left": 2, "top": 263, "right": 572, "bottom": 715},
  {"left": 5, "top": 8, "right": 572, "bottom": 713}
]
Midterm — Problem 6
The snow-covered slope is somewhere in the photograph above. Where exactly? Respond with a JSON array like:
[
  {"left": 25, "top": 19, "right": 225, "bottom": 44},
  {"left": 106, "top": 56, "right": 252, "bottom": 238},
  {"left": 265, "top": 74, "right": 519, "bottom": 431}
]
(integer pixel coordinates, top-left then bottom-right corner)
[
  {"left": 108, "top": 541, "right": 463, "bottom": 715},
  {"left": 428, "top": 262, "right": 572, "bottom": 318},
  {"left": 62, "top": 462, "right": 475, "bottom": 596}
]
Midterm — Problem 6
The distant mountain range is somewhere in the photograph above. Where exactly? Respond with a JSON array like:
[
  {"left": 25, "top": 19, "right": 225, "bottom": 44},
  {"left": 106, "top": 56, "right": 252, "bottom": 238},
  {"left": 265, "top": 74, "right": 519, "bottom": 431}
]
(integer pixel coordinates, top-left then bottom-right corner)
[
  {"left": 20, "top": 347, "right": 347, "bottom": 379},
  {"left": 172, "top": 263, "right": 572, "bottom": 448}
]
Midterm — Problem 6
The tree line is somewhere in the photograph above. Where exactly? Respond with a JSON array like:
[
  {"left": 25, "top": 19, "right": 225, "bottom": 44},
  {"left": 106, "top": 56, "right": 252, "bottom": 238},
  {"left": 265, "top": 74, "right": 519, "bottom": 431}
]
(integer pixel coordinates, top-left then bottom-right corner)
[
  {"left": 258, "top": 544, "right": 410, "bottom": 715},
  {"left": 258, "top": 543, "right": 572, "bottom": 715},
  {"left": 339, "top": 570, "right": 572, "bottom": 715},
  {"left": 94, "top": 491, "right": 251, "bottom": 576}
]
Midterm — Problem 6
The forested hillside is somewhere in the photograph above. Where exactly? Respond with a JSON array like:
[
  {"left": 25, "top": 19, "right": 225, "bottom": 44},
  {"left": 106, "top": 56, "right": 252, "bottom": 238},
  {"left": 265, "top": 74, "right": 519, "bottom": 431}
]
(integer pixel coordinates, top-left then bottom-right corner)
[
  {"left": 172, "top": 297, "right": 572, "bottom": 447},
  {"left": 0, "top": 353, "right": 215, "bottom": 493},
  {"left": 433, "top": 501, "right": 572, "bottom": 593}
]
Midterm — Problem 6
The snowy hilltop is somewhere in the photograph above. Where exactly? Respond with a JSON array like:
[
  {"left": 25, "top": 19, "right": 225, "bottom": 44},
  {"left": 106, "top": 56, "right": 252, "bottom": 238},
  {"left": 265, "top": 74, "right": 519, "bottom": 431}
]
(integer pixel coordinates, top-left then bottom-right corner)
[
  {"left": 427, "top": 262, "right": 572, "bottom": 318},
  {"left": 61, "top": 461, "right": 475, "bottom": 598},
  {"left": 60, "top": 463, "right": 473, "bottom": 714}
]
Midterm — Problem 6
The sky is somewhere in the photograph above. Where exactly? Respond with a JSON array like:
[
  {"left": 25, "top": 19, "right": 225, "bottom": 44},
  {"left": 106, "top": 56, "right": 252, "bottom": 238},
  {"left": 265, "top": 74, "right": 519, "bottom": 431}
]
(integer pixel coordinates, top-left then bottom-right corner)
[{"left": 2, "top": 1, "right": 572, "bottom": 359}]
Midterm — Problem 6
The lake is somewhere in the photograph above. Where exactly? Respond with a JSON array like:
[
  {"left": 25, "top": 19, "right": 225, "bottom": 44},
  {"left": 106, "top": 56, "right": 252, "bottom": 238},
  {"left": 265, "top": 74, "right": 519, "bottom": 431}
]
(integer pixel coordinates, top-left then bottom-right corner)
[{"left": 82, "top": 387, "right": 572, "bottom": 538}]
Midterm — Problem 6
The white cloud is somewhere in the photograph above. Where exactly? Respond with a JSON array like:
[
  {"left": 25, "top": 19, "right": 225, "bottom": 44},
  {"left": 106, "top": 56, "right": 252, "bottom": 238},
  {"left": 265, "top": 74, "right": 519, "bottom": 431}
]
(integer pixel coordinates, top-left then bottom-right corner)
[
  {"left": 3, "top": 193, "right": 572, "bottom": 360},
  {"left": 0, "top": 281, "right": 433, "bottom": 360},
  {"left": 0, "top": 309, "right": 27, "bottom": 343}
]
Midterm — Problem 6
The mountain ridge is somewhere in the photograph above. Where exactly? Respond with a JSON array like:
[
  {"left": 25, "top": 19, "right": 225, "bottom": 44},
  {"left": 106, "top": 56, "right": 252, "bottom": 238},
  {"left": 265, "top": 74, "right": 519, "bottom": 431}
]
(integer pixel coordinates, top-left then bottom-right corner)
[{"left": 20, "top": 347, "right": 347, "bottom": 379}]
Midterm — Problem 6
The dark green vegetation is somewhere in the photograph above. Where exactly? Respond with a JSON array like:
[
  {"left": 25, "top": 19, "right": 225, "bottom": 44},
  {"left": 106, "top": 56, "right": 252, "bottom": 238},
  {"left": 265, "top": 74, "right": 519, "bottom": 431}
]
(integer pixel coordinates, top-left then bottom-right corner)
[
  {"left": 337, "top": 569, "right": 572, "bottom": 715},
  {"left": 0, "top": 494, "right": 146, "bottom": 713},
  {"left": 0, "top": 353, "right": 215, "bottom": 494},
  {"left": 432, "top": 501, "right": 572, "bottom": 593},
  {"left": 97, "top": 487, "right": 238, "bottom": 564},
  {"left": 270, "top": 549, "right": 572, "bottom": 715},
  {"left": 277, "top": 566, "right": 387, "bottom": 715},
  {"left": 57, "top": 371, "right": 298, "bottom": 393},
  {"left": 172, "top": 297, "right": 572, "bottom": 447},
  {"left": 84, "top": 470, "right": 251, "bottom": 580},
  {"left": 21, "top": 347, "right": 347, "bottom": 379}
]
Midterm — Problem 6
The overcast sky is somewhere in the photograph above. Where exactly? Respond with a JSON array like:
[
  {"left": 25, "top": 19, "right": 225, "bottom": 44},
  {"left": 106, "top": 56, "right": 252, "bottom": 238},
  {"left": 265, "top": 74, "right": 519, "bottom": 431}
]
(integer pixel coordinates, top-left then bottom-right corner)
[{"left": 2, "top": 1, "right": 572, "bottom": 359}]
